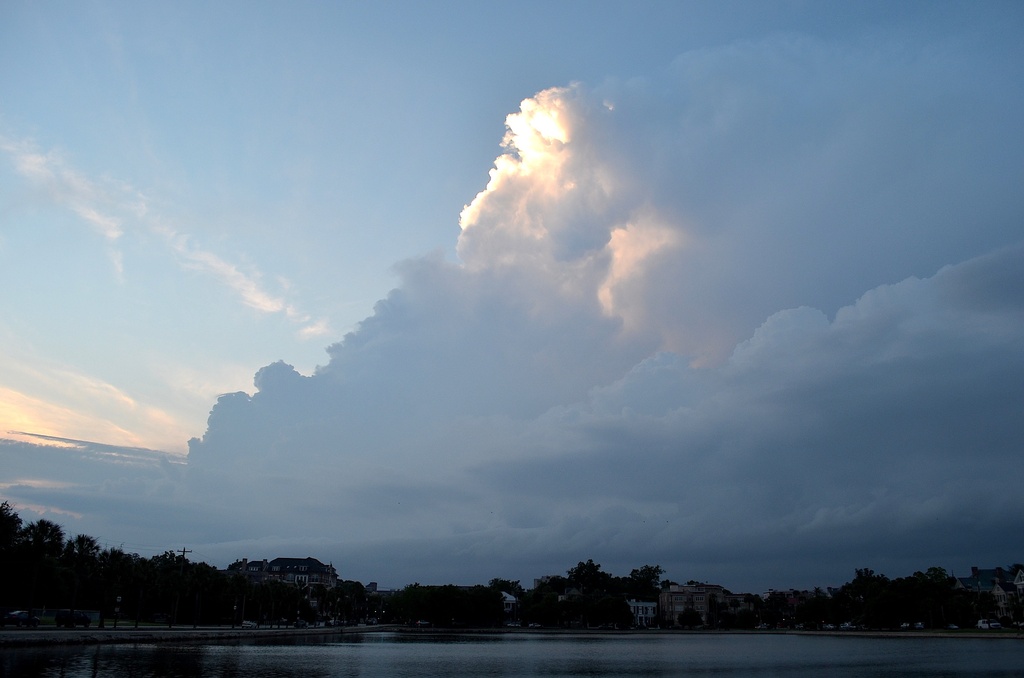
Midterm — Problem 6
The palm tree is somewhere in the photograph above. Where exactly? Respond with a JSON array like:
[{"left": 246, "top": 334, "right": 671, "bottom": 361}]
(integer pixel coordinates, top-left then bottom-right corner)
[
  {"left": 97, "top": 547, "right": 134, "bottom": 627},
  {"left": 131, "top": 555, "right": 158, "bottom": 628},
  {"left": 20, "top": 519, "right": 66, "bottom": 615},
  {"left": 64, "top": 534, "right": 100, "bottom": 616}
]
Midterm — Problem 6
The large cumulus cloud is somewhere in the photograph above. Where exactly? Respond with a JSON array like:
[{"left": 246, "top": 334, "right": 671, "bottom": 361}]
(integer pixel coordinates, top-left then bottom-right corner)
[{"left": 131, "top": 34, "right": 1024, "bottom": 587}]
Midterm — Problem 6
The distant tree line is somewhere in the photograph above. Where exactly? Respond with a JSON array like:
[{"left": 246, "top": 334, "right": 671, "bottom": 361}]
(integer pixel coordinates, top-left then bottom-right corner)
[
  {"left": 504, "top": 560, "right": 663, "bottom": 628},
  {"left": 4, "top": 502, "right": 1019, "bottom": 631},
  {"left": 0, "top": 502, "right": 365, "bottom": 627},
  {"left": 387, "top": 584, "right": 504, "bottom": 627},
  {"left": 768, "top": 567, "right": 1023, "bottom": 630}
]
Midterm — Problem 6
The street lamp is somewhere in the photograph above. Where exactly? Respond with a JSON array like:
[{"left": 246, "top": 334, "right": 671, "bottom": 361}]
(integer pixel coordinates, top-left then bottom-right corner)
[{"left": 114, "top": 596, "right": 122, "bottom": 629}]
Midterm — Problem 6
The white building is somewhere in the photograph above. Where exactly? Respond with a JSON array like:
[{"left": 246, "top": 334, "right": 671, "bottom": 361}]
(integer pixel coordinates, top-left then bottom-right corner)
[{"left": 627, "top": 599, "right": 658, "bottom": 628}]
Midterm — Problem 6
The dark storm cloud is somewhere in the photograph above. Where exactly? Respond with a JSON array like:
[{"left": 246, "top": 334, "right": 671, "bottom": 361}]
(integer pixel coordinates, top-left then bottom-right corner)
[{"left": 5, "top": 29, "right": 1022, "bottom": 591}]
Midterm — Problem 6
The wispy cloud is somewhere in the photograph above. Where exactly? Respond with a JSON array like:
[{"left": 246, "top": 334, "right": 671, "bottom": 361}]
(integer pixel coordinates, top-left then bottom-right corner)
[
  {"left": 156, "top": 225, "right": 288, "bottom": 314},
  {"left": 0, "top": 384, "right": 140, "bottom": 448},
  {"left": 2, "top": 137, "right": 140, "bottom": 242},
  {"left": 1, "top": 135, "right": 327, "bottom": 338}
]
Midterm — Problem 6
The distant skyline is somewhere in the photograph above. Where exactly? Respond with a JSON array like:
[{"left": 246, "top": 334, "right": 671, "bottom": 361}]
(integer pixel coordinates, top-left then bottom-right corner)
[{"left": 2, "top": 1, "right": 1023, "bottom": 593}]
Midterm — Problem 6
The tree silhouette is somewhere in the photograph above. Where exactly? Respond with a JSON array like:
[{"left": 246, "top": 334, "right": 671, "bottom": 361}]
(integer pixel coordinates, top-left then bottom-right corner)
[
  {"left": 63, "top": 533, "right": 100, "bottom": 617},
  {"left": 21, "top": 519, "right": 66, "bottom": 614}
]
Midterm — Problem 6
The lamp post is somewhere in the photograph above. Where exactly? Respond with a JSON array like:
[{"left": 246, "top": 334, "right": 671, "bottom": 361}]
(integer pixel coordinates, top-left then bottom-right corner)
[{"left": 114, "top": 596, "right": 121, "bottom": 629}]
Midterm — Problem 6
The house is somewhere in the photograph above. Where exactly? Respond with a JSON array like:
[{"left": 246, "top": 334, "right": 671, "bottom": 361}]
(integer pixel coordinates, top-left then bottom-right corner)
[
  {"left": 501, "top": 592, "right": 518, "bottom": 620},
  {"left": 992, "top": 581, "right": 1016, "bottom": 619},
  {"left": 557, "top": 587, "right": 583, "bottom": 602},
  {"left": 954, "top": 566, "right": 1008, "bottom": 593},
  {"left": 954, "top": 566, "right": 1023, "bottom": 622},
  {"left": 659, "top": 583, "right": 758, "bottom": 626},
  {"left": 626, "top": 599, "right": 658, "bottom": 628},
  {"left": 659, "top": 583, "right": 728, "bottom": 626},
  {"left": 227, "top": 558, "right": 273, "bottom": 584},
  {"left": 225, "top": 556, "right": 339, "bottom": 609}
]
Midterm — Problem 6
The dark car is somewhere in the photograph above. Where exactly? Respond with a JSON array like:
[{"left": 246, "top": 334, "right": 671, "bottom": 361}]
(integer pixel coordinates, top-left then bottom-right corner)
[
  {"left": 2, "top": 610, "right": 40, "bottom": 628},
  {"left": 55, "top": 610, "right": 91, "bottom": 628}
]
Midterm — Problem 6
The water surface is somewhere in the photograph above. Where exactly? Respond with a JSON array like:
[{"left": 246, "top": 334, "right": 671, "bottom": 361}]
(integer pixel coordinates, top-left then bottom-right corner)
[{"left": 5, "top": 631, "right": 1023, "bottom": 677}]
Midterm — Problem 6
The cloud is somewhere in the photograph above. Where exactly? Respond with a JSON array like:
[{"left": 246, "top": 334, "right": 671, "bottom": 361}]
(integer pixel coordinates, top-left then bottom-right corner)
[
  {"left": 0, "top": 135, "right": 327, "bottom": 337},
  {"left": 0, "top": 434, "right": 185, "bottom": 543},
  {"left": 182, "top": 26, "right": 1022, "bottom": 584},
  {"left": 5, "top": 32, "right": 1024, "bottom": 590},
  {"left": 0, "top": 343, "right": 191, "bottom": 454},
  {"left": 456, "top": 36, "right": 1024, "bottom": 367},
  {"left": 1, "top": 138, "right": 140, "bottom": 243},
  {"left": 0, "top": 134, "right": 331, "bottom": 453}
]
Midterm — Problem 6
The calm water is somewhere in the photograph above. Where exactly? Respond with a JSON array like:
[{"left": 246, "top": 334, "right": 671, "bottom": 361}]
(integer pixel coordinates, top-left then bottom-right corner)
[{"left": 4, "top": 631, "right": 1024, "bottom": 677}]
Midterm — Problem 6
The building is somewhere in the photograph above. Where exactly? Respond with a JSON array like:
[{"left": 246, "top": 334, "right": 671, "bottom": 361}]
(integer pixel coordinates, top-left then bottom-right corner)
[
  {"left": 501, "top": 592, "right": 519, "bottom": 621},
  {"left": 660, "top": 583, "right": 757, "bottom": 627},
  {"left": 660, "top": 583, "right": 727, "bottom": 626},
  {"left": 954, "top": 566, "right": 1010, "bottom": 593},
  {"left": 225, "top": 556, "right": 339, "bottom": 610},
  {"left": 762, "top": 588, "right": 817, "bottom": 620},
  {"left": 954, "top": 566, "right": 1024, "bottom": 622},
  {"left": 993, "top": 581, "right": 1017, "bottom": 619},
  {"left": 626, "top": 599, "right": 658, "bottom": 628}
]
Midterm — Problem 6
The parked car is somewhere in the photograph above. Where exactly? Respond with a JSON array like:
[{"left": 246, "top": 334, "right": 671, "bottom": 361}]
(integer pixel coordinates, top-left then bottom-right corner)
[
  {"left": 54, "top": 610, "right": 91, "bottom": 628},
  {"left": 2, "top": 610, "right": 40, "bottom": 628},
  {"left": 976, "top": 619, "right": 1001, "bottom": 630},
  {"left": 294, "top": 619, "right": 308, "bottom": 628},
  {"left": 241, "top": 620, "right": 258, "bottom": 629}
]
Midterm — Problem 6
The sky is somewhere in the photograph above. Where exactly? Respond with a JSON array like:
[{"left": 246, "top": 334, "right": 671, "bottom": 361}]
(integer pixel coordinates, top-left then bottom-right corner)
[{"left": 1, "top": 1, "right": 1023, "bottom": 594}]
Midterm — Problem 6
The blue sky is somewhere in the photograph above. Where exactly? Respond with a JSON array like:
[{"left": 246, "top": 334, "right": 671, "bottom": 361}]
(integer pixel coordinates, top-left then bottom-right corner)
[{"left": 2, "top": 1, "right": 1023, "bottom": 592}]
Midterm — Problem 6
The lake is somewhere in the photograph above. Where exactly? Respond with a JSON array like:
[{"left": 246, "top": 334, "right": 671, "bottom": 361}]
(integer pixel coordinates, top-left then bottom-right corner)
[{"left": 4, "top": 631, "right": 1024, "bottom": 677}]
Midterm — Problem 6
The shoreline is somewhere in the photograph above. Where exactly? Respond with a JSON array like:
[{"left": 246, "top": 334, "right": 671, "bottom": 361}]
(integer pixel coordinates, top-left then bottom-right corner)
[
  {"left": 0, "top": 624, "right": 392, "bottom": 649},
  {"left": 3, "top": 625, "right": 1021, "bottom": 649}
]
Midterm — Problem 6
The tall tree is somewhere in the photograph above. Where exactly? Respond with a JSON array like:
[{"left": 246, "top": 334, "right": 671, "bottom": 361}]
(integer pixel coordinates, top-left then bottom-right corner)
[
  {"left": 0, "top": 502, "right": 23, "bottom": 604},
  {"left": 97, "top": 547, "right": 135, "bottom": 627},
  {"left": 63, "top": 533, "right": 100, "bottom": 614},
  {"left": 21, "top": 519, "right": 66, "bottom": 613},
  {"left": 0, "top": 501, "right": 21, "bottom": 554},
  {"left": 489, "top": 578, "right": 525, "bottom": 598},
  {"left": 627, "top": 565, "right": 664, "bottom": 598},
  {"left": 566, "top": 559, "right": 612, "bottom": 594}
]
